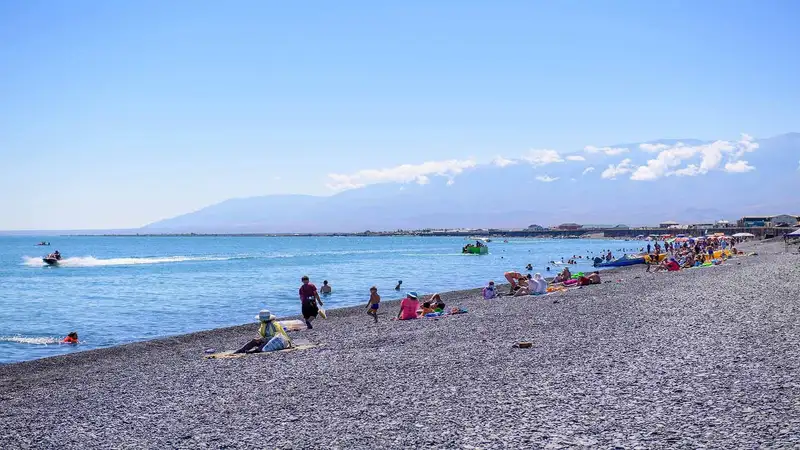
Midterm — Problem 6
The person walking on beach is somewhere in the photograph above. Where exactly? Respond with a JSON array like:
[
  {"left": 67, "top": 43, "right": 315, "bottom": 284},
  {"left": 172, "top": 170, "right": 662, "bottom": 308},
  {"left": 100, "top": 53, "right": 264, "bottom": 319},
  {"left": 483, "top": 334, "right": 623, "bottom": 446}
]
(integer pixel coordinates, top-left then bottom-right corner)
[
  {"left": 299, "top": 275, "right": 323, "bottom": 329},
  {"left": 366, "top": 286, "right": 380, "bottom": 323}
]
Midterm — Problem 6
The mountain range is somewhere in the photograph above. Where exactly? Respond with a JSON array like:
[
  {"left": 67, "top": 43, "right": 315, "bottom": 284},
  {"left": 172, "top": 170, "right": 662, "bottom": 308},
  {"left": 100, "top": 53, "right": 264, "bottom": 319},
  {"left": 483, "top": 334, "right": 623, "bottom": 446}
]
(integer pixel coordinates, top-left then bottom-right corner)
[{"left": 144, "top": 133, "right": 800, "bottom": 233}]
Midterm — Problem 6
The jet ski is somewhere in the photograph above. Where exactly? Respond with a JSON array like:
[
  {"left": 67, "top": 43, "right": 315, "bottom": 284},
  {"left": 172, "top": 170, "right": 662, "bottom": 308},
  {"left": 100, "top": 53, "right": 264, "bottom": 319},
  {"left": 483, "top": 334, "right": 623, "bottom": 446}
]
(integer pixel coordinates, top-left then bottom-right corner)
[{"left": 43, "top": 252, "right": 62, "bottom": 266}]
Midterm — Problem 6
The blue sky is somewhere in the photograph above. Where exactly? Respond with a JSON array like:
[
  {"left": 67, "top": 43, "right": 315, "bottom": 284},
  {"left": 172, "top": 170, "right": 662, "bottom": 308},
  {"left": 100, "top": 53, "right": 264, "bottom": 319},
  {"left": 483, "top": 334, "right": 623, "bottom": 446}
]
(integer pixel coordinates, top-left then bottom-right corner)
[{"left": 1, "top": 0, "right": 798, "bottom": 230}]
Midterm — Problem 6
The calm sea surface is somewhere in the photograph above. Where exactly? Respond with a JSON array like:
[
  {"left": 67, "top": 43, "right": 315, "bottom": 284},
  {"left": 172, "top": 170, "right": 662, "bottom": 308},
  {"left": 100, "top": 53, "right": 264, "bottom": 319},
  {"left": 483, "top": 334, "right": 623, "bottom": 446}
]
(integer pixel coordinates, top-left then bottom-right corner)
[{"left": 0, "top": 236, "right": 641, "bottom": 363}]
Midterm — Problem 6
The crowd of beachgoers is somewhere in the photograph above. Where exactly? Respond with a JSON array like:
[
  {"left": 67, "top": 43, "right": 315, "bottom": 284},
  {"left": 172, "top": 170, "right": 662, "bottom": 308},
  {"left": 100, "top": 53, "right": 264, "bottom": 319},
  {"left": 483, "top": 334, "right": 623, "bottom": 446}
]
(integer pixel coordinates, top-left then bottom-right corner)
[{"left": 222, "top": 234, "right": 758, "bottom": 356}]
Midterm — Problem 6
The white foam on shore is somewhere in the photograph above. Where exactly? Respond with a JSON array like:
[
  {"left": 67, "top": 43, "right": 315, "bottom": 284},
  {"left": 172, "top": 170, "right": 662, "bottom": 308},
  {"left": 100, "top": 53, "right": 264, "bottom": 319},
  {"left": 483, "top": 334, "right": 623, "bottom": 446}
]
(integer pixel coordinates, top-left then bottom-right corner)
[
  {"left": 22, "top": 255, "right": 239, "bottom": 267},
  {"left": 0, "top": 336, "right": 61, "bottom": 345}
]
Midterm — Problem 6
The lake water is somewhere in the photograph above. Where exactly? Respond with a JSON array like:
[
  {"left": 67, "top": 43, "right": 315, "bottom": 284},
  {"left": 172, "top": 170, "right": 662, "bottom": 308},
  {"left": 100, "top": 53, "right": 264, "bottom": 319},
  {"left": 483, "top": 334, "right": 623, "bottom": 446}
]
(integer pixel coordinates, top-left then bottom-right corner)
[{"left": 0, "top": 236, "right": 642, "bottom": 363}]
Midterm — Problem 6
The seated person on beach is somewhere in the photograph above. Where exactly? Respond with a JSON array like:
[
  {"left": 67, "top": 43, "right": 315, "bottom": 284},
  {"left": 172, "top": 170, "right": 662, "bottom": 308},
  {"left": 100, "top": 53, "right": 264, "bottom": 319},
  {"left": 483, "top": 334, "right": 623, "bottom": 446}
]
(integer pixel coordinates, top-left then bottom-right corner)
[
  {"left": 366, "top": 286, "right": 380, "bottom": 323},
  {"left": 483, "top": 281, "right": 497, "bottom": 299},
  {"left": 234, "top": 310, "right": 293, "bottom": 354},
  {"left": 579, "top": 271, "right": 601, "bottom": 286},
  {"left": 504, "top": 271, "right": 523, "bottom": 291},
  {"left": 427, "top": 293, "right": 445, "bottom": 312},
  {"left": 530, "top": 273, "right": 548, "bottom": 294},
  {"left": 681, "top": 254, "right": 695, "bottom": 268},
  {"left": 513, "top": 276, "right": 532, "bottom": 296},
  {"left": 62, "top": 332, "right": 78, "bottom": 344},
  {"left": 651, "top": 259, "right": 679, "bottom": 273},
  {"left": 397, "top": 292, "right": 420, "bottom": 320},
  {"left": 320, "top": 280, "right": 332, "bottom": 294},
  {"left": 419, "top": 301, "right": 436, "bottom": 316},
  {"left": 553, "top": 267, "right": 572, "bottom": 283}
]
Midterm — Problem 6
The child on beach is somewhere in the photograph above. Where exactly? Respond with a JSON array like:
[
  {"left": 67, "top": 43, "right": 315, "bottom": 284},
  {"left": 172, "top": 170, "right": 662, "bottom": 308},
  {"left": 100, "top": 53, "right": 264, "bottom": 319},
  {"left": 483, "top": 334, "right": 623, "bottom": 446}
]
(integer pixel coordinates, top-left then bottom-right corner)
[
  {"left": 366, "top": 286, "right": 380, "bottom": 322},
  {"left": 419, "top": 301, "right": 436, "bottom": 316},
  {"left": 483, "top": 281, "right": 497, "bottom": 299}
]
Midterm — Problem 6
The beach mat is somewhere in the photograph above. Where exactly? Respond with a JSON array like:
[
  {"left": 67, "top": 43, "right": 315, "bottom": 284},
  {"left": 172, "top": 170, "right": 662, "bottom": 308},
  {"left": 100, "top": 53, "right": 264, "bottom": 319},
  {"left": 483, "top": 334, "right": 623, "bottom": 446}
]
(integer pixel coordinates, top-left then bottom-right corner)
[{"left": 205, "top": 343, "right": 319, "bottom": 359}]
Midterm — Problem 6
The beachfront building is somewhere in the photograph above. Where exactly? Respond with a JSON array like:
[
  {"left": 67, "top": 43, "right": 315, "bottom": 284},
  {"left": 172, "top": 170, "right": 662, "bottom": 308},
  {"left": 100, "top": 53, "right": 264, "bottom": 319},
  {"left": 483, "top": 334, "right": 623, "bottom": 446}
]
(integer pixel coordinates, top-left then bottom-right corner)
[
  {"left": 771, "top": 214, "right": 799, "bottom": 227},
  {"left": 659, "top": 221, "right": 680, "bottom": 228},
  {"left": 555, "top": 223, "right": 582, "bottom": 231},
  {"left": 716, "top": 220, "right": 732, "bottom": 228},
  {"left": 527, "top": 224, "right": 545, "bottom": 231},
  {"left": 581, "top": 224, "right": 614, "bottom": 230},
  {"left": 738, "top": 215, "right": 800, "bottom": 227}
]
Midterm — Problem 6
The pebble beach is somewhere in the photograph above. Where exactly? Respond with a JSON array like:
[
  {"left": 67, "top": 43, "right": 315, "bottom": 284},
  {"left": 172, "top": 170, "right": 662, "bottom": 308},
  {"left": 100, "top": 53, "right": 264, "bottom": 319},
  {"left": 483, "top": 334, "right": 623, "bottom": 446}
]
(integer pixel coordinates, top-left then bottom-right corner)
[{"left": 1, "top": 239, "right": 799, "bottom": 449}]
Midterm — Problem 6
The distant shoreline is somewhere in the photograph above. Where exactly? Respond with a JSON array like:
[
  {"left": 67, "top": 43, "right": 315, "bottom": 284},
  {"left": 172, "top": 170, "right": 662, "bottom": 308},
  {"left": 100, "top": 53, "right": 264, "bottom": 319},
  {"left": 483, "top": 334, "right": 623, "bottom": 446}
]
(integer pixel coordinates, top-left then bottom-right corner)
[{"left": 59, "top": 225, "right": 792, "bottom": 239}]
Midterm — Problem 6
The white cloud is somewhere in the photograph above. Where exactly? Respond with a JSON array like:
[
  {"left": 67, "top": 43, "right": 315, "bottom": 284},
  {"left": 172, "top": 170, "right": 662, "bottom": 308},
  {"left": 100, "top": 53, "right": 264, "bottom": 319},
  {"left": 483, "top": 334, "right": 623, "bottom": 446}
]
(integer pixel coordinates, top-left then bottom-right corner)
[
  {"left": 535, "top": 175, "right": 559, "bottom": 182},
  {"left": 566, "top": 155, "right": 586, "bottom": 161},
  {"left": 672, "top": 164, "right": 703, "bottom": 177},
  {"left": 522, "top": 149, "right": 564, "bottom": 167},
  {"left": 446, "top": 179, "right": 455, "bottom": 186},
  {"left": 629, "top": 135, "right": 759, "bottom": 181},
  {"left": 327, "top": 159, "right": 477, "bottom": 191},
  {"left": 601, "top": 159, "right": 634, "bottom": 180},
  {"left": 585, "top": 145, "right": 629, "bottom": 156},
  {"left": 582, "top": 167, "right": 595, "bottom": 175},
  {"left": 492, "top": 156, "right": 517, "bottom": 167},
  {"left": 734, "top": 133, "right": 759, "bottom": 158},
  {"left": 724, "top": 160, "right": 755, "bottom": 173},
  {"left": 639, "top": 143, "right": 670, "bottom": 153}
]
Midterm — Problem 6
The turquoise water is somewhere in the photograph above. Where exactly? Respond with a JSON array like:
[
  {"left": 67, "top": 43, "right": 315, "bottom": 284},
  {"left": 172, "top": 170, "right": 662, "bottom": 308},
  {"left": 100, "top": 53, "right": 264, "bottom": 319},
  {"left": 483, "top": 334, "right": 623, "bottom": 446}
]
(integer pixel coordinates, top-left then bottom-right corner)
[{"left": 0, "top": 236, "right": 641, "bottom": 363}]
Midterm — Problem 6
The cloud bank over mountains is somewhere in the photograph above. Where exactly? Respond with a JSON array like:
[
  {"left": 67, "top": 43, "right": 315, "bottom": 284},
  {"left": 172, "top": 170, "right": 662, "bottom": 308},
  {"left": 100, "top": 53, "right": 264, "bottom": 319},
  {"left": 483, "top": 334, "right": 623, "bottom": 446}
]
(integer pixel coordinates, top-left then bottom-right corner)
[
  {"left": 146, "top": 133, "right": 800, "bottom": 233},
  {"left": 324, "top": 133, "right": 764, "bottom": 190}
]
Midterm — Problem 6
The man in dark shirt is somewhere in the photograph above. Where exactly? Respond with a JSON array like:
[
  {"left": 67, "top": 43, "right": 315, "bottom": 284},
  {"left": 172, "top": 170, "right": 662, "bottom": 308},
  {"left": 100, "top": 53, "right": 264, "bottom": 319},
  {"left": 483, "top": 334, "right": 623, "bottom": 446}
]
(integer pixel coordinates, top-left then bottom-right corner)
[{"left": 299, "top": 275, "right": 322, "bottom": 329}]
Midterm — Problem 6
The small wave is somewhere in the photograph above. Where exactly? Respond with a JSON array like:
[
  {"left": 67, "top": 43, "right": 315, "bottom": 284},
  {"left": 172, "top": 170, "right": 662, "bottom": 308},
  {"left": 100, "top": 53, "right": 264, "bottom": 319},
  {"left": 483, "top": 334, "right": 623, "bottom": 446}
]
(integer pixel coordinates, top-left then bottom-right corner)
[
  {"left": 22, "top": 255, "right": 240, "bottom": 268},
  {"left": 0, "top": 336, "right": 61, "bottom": 345}
]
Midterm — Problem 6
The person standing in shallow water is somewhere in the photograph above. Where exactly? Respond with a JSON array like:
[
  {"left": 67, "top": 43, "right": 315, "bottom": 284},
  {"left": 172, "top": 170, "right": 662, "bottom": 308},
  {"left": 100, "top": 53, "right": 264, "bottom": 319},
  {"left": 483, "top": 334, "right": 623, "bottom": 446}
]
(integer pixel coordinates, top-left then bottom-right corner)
[
  {"left": 299, "top": 275, "right": 323, "bottom": 329},
  {"left": 320, "top": 280, "right": 332, "bottom": 294}
]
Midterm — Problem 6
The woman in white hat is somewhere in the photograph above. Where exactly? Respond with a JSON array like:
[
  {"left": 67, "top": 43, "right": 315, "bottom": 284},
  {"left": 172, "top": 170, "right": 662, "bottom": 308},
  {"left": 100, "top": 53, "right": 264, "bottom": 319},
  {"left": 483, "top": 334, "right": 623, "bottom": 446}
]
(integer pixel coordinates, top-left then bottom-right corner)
[{"left": 234, "top": 309, "right": 293, "bottom": 354}]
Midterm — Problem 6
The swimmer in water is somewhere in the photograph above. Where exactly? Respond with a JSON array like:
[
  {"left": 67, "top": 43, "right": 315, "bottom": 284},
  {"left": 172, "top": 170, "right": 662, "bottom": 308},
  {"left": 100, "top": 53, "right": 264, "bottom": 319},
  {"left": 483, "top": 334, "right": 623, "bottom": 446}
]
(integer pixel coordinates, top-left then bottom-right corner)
[
  {"left": 395, "top": 280, "right": 402, "bottom": 290},
  {"left": 62, "top": 332, "right": 78, "bottom": 344}
]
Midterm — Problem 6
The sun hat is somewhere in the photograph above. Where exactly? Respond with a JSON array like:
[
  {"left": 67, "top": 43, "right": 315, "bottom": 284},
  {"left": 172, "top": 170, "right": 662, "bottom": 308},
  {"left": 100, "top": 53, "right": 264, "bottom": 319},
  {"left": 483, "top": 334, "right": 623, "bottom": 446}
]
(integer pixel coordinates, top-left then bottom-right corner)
[
  {"left": 407, "top": 291, "right": 418, "bottom": 299},
  {"left": 255, "top": 309, "right": 277, "bottom": 322}
]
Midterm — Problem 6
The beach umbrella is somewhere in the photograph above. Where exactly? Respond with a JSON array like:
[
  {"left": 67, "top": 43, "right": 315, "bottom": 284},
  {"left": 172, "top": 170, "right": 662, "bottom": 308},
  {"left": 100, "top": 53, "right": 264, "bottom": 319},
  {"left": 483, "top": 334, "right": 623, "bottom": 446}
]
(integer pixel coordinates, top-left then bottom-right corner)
[
  {"left": 732, "top": 232, "right": 755, "bottom": 238},
  {"left": 676, "top": 234, "right": 686, "bottom": 237},
  {"left": 788, "top": 228, "right": 800, "bottom": 236}
]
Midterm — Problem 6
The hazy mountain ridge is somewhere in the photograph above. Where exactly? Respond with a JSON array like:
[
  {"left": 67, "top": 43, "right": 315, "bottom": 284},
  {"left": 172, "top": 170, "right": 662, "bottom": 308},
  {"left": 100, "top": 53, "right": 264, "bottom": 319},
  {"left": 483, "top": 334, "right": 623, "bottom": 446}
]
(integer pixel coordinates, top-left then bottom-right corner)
[{"left": 144, "top": 134, "right": 800, "bottom": 232}]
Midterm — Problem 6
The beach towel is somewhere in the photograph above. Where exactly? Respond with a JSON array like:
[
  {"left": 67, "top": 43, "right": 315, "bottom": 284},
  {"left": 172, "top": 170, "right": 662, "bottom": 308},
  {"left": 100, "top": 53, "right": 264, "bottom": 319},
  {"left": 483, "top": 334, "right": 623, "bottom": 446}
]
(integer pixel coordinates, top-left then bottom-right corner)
[{"left": 204, "top": 343, "right": 319, "bottom": 359}]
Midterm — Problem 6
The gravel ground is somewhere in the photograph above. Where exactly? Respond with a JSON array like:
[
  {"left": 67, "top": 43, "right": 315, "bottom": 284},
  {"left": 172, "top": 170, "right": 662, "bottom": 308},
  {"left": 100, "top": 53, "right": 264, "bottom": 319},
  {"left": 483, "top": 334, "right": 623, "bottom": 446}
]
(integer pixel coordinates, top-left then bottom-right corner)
[{"left": 1, "top": 240, "right": 799, "bottom": 449}]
